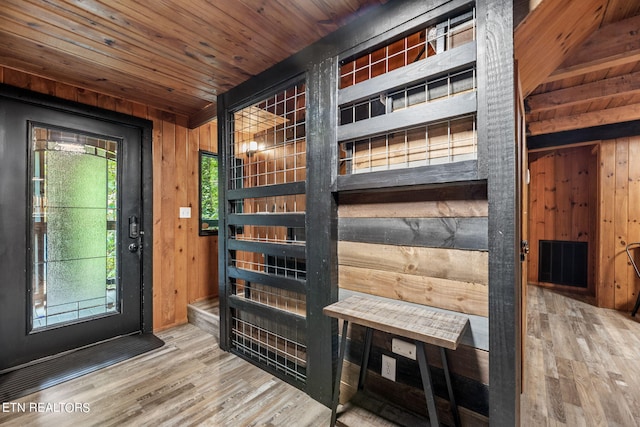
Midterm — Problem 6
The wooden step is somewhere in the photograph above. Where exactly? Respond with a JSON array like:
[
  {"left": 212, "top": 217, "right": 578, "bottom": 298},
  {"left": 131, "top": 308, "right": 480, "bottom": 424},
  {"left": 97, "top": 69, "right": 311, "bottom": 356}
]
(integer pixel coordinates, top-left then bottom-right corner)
[{"left": 187, "top": 297, "right": 219, "bottom": 338}]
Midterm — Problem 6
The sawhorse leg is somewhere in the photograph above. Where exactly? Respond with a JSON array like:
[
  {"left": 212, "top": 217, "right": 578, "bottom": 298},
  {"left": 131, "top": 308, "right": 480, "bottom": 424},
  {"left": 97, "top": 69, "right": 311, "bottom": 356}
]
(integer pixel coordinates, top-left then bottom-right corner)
[
  {"left": 357, "top": 327, "right": 373, "bottom": 390},
  {"left": 330, "top": 320, "right": 349, "bottom": 427},
  {"left": 632, "top": 293, "right": 640, "bottom": 317},
  {"left": 416, "top": 340, "right": 440, "bottom": 426},
  {"left": 441, "top": 347, "right": 460, "bottom": 427},
  {"left": 415, "top": 342, "right": 461, "bottom": 427}
]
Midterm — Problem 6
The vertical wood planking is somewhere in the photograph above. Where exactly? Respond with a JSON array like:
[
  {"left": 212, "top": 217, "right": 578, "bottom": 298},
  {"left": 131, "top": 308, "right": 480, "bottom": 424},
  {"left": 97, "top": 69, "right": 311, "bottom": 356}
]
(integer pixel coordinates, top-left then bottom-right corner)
[
  {"left": 77, "top": 88, "right": 98, "bottom": 106},
  {"left": 193, "top": 120, "right": 219, "bottom": 303},
  {"left": 543, "top": 152, "right": 557, "bottom": 243},
  {"left": 528, "top": 154, "right": 540, "bottom": 282},
  {"left": 30, "top": 77, "right": 56, "bottom": 96},
  {"left": 590, "top": 149, "right": 599, "bottom": 296},
  {"left": 4, "top": 68, "right": 32, "bottom": 89},
  {"left": 555, "top": 150, "right": 570, "bottom": 240},
  {"left": 613, "top": 138, "right": 629, "bottom": 310},
  {"left": 527, "top": 146, "right": 597, "bottom": 291},
  {"left": 596, "top": 136, "right": 640, "bottom": 310},
  {"left": 149, "top": 107, "right": 165, "bottom": 330},
  {"left": 628, "top": 136, "right": 640, "bottom": 309},
  {"left": 1, "top": 66, "right": 219, "bottom": 331},
  {"left": 54, "top": 82, "right": 77, "bottom": 102},
  {"left": 114, "top": 97, "right": 134, "bottom": 115},
  {"left": 174, "top": 119, "right": 189, "bottom": 323},
  {"left": 187, "top": 127, "right": 200, "bottom": 304},
  {"left": 614, "top": 139, "right": 629, "bottom": 310},
  {"left": 599, "top": 141, "right": 616, "bottom": 307},
  {"left": 160, "top": 116, "right": 177, "bottom": 326}
]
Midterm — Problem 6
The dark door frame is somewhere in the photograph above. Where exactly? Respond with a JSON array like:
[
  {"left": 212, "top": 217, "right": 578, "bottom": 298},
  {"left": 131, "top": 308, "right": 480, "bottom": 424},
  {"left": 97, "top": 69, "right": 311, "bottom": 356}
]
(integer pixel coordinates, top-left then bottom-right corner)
[{"left": 0, "top": 84, "right": 154, "bottom": 369}]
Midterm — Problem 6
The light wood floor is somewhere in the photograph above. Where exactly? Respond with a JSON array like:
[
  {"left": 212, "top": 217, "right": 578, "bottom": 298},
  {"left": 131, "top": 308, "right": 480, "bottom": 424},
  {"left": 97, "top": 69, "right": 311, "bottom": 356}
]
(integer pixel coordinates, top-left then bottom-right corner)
[
  {"left": 3, "top": 286, "right": 640, "bottom": 426},
  {"left": 521, "top": 284, "right": 640, "bottom": 426},
  {"left": 0, "top": 323, "right": 330, "bottom": 427}
]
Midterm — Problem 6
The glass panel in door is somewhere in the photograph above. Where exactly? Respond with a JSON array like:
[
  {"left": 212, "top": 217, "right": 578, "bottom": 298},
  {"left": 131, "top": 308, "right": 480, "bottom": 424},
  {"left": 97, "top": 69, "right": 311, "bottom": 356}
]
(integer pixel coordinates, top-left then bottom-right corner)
[{"left": 30, "top": 126, "right": 119, "bottom": 331}]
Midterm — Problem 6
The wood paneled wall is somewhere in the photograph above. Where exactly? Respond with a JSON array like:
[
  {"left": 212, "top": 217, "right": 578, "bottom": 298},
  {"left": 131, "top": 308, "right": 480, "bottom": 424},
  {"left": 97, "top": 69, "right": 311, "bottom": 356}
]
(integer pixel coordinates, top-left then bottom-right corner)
[
  {"left": 527, "top": 146, "right": 598, "bottom": 293},
  {"left": 598, "top": 136, "right": 640, "bottom": 310},
  {"left": 337, "top": 185, "right": 489, "bottom": 421},
  {"left": 0, "top": 67, "right": 218, "bottom": 332}
]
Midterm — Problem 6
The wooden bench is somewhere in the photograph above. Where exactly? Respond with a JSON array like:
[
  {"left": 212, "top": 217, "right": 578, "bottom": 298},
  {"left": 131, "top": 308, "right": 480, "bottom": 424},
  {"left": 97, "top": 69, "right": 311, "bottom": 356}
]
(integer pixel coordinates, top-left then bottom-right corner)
[{"left": 323, "top": 294, "right": 470, "bottom": 427}]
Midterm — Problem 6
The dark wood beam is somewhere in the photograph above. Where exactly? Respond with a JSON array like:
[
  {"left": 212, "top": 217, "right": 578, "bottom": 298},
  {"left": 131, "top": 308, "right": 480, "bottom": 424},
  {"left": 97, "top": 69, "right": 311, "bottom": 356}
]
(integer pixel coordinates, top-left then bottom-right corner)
[
  {"left": 305, "top": 55, "right": 339, "bottom": 407},
  {"left": 480, "top": 0, "right": 521, "bottom": 425},
  {"left": 527, "top": 120, "right": 640, "bottom": 150}
]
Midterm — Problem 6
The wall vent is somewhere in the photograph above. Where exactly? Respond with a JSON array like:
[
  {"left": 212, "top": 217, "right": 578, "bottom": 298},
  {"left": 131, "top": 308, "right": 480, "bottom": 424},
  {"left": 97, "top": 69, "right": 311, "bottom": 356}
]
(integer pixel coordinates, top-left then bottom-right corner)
[{"left": 538, "top": 240, "right": 587, "bottom": 288}]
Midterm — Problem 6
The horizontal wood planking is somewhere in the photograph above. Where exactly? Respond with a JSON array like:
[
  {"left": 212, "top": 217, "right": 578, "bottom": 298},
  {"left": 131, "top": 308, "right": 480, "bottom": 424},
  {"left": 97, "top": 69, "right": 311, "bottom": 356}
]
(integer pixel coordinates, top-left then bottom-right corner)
[
  {"left": 339, "top": 217, "right": 488, "bottom": 250},
  {"left": 339, "top": 265, "right": 488, "bottom": 317},
  {"left": 338, "top": 182, "right": 487, "bottom": 205},
  {"left": 0, "top": 0, "right": 388, "bottom": 119},
  {"left": 336, "top": 159, "right": 480, "bottom": 192},
  {"left": 1, "top": 67, "right": 218, "bottom": 331},
  {"left": 339, "top": 241, "right": 488, "bottom": 285},
  {"left": 339, "top": 198, "right": 487, "bottom": 218}
]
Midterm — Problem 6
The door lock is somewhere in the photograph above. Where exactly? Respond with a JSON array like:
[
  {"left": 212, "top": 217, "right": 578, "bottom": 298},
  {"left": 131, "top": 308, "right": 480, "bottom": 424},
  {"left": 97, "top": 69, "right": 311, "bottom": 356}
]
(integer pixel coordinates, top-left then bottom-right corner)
[
  {"left": 128, "top": 243, "right": 139, "bottom": 253},
  {"left": 129, "top": 216, "right": 139, "bottom": 238}
]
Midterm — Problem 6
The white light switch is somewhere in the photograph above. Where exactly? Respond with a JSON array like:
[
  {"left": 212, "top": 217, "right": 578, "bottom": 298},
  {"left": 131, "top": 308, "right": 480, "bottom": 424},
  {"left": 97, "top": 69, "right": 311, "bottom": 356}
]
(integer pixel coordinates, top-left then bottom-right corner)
[
  {"left": 392, "top": 338, "right": 416, "bottom": 360},
  {"left": 179, "top": 207, "right": 191, "bottom": 218}
]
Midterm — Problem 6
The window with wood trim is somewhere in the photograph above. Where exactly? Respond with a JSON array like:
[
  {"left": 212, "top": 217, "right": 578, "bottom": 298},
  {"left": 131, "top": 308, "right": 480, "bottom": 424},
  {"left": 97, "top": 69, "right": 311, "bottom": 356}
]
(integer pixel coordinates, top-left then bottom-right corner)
[{"left": 199, "top": 151, "right": 219, "bottom": 235}]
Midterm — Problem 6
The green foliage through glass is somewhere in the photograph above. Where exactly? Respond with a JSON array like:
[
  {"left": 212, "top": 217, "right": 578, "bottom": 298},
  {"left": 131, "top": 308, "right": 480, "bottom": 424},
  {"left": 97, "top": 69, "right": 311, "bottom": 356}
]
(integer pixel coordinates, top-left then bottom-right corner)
[{"left": 200, "top": 151, "right": 219, "bottom": 234}]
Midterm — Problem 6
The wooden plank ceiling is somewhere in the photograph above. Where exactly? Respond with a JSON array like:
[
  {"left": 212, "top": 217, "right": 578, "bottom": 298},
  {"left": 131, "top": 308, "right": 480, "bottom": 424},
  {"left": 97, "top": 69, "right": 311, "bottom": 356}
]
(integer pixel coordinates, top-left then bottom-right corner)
[
  {"left": 515, "top": 0, "right": 640, "bottom": 137},
  {"left": 0, "top": 0, "right": 386, "bottom": 127}
]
